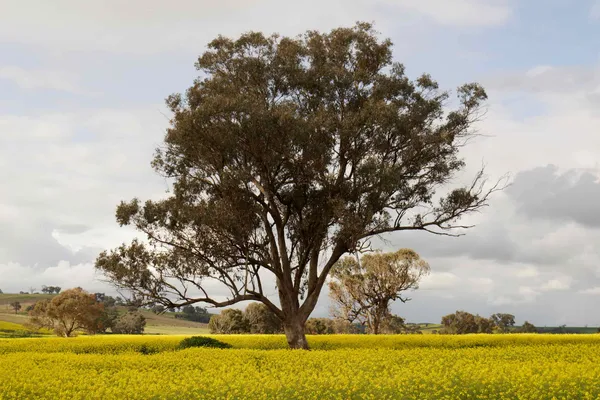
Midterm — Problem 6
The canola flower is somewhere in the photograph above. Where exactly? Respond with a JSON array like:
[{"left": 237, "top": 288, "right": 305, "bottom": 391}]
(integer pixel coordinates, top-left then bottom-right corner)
[{"left": 1, "top": 334, "right": 600, "bottom": 399}]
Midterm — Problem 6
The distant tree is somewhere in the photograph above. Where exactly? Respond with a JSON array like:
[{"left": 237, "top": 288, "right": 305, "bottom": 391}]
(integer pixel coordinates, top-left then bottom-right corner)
[
  {"left": 401, "top": 324, "right": 424, "bottom": 335},
  {"left": 112, "top": 311, "right": 146, "bottom": 334},
  {"left": 380, "top": 315, "right": 423, "bottom": 334},
  {"left": 208, "top": 309, "right": 249, "bottom": 334},
  {"left": 331, "top": 318, "right": 360, "bottom": 334},
  {"left": 518, "top": 321, "right": 537, "bottom": 333},
  {"left": 29, "top": 288, "right": 105, "bottom": 337},
  {"left": 97, "top": 306, "right": 119, "bottom": 333},
  {"left": 94, "top": 22, "right": 503, "bottom": 349},
  {"left": 380, "top": 315, "right": 406, "bottom": 334},
  {"left": 151, "top": 305, "right": 165, "bottom": 314},
  {"left": 0, "top": 288, "right": 3, "bottom": 294},
  {"left": 10, "top": 301, "right": 21, "bottom": 314},
  {"left": 441, "top": 311, "right": 479, "bottom": 334},
  {"left": 244, "top": 303, "right": 283, "bottom": 334},
  {"left": 475, "top": 315, "right": 494, "bottom": 334},
  {"left": 329, "top": 249, "right": 430, "bottom": 334},
  {"left": 491, "top": 313, "right": 515, "bottom": 333},
  {"left": 305, "top": 318, "right": 335, "bottom": 335},
  {"left": 92, "top": 295, "right": 120, "bottom": 332},
  {"left": 175, "top": 305, "right": 212, "bottom": 323},
  {"left": 42, "top": 286, "right": 61, "bottom": 294},
  {"left": 102, "top": 296, "right": 118, "bottom": 308}
]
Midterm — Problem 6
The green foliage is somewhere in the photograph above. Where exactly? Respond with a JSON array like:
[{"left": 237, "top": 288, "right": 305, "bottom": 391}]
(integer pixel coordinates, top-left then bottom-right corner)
[
  {"left": 137, "top": 344, "right": 158, "bottom": 355},
  {"left": 475, "top": 316, "right": 495, "bottom": 334},
  {"left": 491, "top": 313, "right": 516, "bottom": 333},
  {"left": 244, "top": 303, "right": 282, "bottom": 334},
  {"left": 305, "top": 318, "right": 335, "bottom": 334},
  {"left": 41, "top": 286, "right": 61, "bottom": 294},
  {"left": 518, "top": 321, "right": 538, "bottom": 333},
  {"left": 175, "top": 305, "right": 211, "bottom": 323},
  {"left": 208, "top": 309, "right": 249, "bottom": 334},
  {"left": 178, "top": 336, "right": 232, "bottom": 350},
  {"left": 112, "top": 311, "right": 146, "bottom": 334},
  {"left": 441, "top": 311, "right": 479, "bottom": 334}
]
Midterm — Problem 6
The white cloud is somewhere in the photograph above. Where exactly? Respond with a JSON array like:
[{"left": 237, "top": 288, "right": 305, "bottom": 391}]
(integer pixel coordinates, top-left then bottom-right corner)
[
  {"left": 526, "top": 65, "right": 553, "bottom": 77},
  {"left": 540, "top": 277, "right": 572, "bottom": 291},
  {"left": 420, "top": 272, "right": 460, "bottom": 290},
  {"left": 515, "top": 266, "right": 539, "bottom": 278},
  {"left": 468, "top": 277, "right": 494, "bottom": 294},
  {"left": 518, "top": 286, "right": 539, "bottom": 301},
  {"left": 0, "top": 66, "right": 86, "bottom": 93},
  {"left": 579, "top": 287, "right": 600, "bottom": 295},
  {"left": 385, "top": 0, "right": 512, "bottom": 27},
  {"left": 0, "top": 107, "right": 168, "bottom": 267},
  {"left": 0, "top": 261, "right": 112, "bottom": 294},
  {"left": 0, "top": 0, "right": 510, "bottom": 54}
]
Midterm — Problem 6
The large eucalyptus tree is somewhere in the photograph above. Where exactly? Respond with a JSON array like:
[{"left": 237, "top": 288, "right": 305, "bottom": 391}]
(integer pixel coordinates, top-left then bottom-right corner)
[{"left": 95, "top": 23, "right": 502, "bottom": 349}]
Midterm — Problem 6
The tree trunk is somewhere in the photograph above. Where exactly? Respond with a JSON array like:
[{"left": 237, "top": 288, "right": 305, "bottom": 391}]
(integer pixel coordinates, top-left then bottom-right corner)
[
  {"left": 283, "top": 317, "right": 309, "bottom": 350},
  {"left": 372, "top": 323, "right": 379, "bottom": 335}
]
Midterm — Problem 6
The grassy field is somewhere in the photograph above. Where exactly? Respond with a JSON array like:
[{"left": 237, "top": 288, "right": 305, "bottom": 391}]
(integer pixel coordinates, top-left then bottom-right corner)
[{"left": 2, "top": 334, "right": 600, "bottom": 399}]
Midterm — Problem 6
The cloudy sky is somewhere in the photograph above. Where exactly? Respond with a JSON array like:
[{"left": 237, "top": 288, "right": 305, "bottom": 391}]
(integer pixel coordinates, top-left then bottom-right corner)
[{"left": 2, "top": 0, "right": 600, "bottom": 326}]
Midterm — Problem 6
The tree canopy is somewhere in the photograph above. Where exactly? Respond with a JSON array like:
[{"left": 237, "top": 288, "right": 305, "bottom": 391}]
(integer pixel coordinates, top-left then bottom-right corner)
[
  {"left": 95, "top": 22, "right": 502, "bottom": 349},
  {"left": 329, "top": 249, "right": 429, "bottom": 334},
  {"left": 29, "top": 288, "right": 105, "bottom": 337}
]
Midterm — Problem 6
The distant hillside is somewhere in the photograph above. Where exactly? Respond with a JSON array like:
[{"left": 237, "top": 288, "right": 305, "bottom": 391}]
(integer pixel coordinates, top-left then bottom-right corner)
[
  {"left": 0, "top": 293, "right": 53, "bottom": 325},
  {"left": 0, "top": 293, "right": 210, "bottom": 335}
]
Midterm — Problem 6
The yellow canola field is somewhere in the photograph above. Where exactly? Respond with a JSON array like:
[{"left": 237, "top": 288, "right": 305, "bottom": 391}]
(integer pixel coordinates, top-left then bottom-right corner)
[{"left": 1, "top": 334, "right": 600, "bottom": 399}]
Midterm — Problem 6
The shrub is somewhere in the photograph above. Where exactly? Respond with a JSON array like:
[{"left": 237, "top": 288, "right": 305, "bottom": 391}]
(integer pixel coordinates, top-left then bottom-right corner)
[{"left": 179, "top": 336, "right": 232, "bottom": 349}]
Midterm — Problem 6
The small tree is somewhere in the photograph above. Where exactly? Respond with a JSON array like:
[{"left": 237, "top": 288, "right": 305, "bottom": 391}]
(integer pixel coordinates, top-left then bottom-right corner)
[
  {"left": 518, "top": 321, "right": 537, "bottom": 333},
  {"left": 10, "top": 301, "right": 21, "bottom": 314},
  {"left": 244, "top": 303, "right": 283, "bottom": 334},
  {"left": 208, "top": 309, "right": 249, "bottom": 334},
  {"left": 151, "top": 304, "right": 166, "bottom": 314},
  {"left": 441, "top": 311, "right": 479, "bottom": 334},
  {"left": 112, "top": 311, "right": 146, "bottom": 334},
  {"left": 491, "top": 313, "right": 515, "bottom": 333},
  {"left": 29, "top": 288, "right": 105, "bottom": 337},
  {"left": 329, "top": 249, "right": 429, "bottom": 334}
]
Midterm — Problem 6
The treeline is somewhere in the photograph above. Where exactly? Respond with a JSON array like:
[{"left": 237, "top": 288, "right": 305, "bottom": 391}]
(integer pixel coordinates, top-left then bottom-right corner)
[
  {"left": 208, "top": 304, "right": 424, "bottom": 335},
  {"left": 145, "top": 303, "right": 214, "bottom": 323},
  {"left": 437, "top": 311, "right": 537, "bottom": 334}
]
